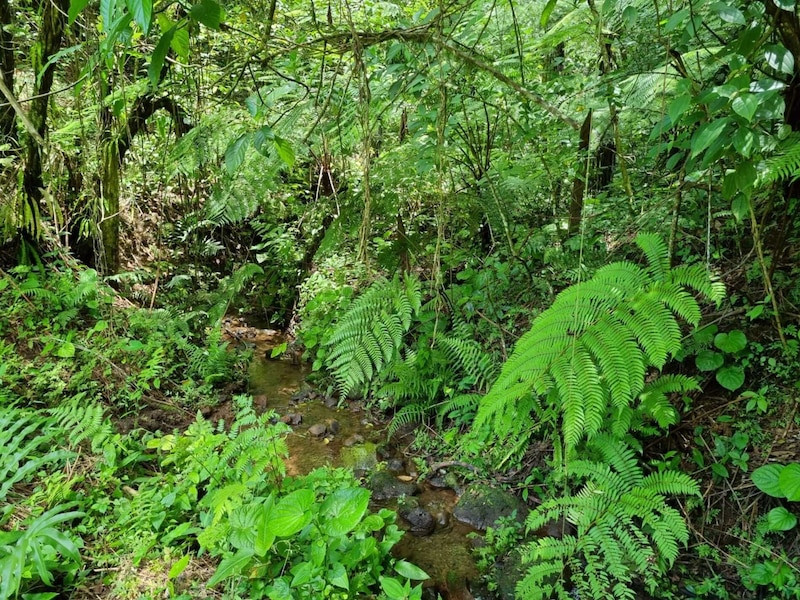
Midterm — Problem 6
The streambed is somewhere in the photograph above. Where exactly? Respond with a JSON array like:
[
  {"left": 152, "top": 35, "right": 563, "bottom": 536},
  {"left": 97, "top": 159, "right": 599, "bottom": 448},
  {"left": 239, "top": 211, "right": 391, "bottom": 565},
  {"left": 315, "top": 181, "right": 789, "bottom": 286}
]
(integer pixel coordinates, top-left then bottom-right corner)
[{"left": 246, "top": 346, "right": 484, "bottom": 598}]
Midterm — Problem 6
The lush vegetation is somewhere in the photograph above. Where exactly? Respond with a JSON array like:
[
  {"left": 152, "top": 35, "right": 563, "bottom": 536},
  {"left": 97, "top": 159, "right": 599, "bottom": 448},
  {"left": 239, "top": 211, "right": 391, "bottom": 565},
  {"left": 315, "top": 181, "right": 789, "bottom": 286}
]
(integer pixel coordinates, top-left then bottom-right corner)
[{"left": 1, "top": 0, "right": 800, "bottom": 597}]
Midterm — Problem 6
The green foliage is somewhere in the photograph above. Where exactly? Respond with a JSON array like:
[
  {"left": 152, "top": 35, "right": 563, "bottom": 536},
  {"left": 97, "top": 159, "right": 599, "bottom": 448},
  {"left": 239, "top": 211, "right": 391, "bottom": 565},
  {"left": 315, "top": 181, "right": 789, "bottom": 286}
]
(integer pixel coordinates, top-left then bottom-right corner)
[
  {"left": 474, "top": 233, "right": 725, "bottom": 451},
  {"left": 323, "top": 274, "right": 422, "bottom": 398},
  {"left": 0, "top": 408, "right": 74, "bottom": 503},
  {"left": 0, "top": 503, "right": 85, "bottom": 599},
  {"left": 752, "top": 463, "right": 800, "bottom": 532},
  {"left": 517, "top": 436, "right": 699, "bottom": 600}
]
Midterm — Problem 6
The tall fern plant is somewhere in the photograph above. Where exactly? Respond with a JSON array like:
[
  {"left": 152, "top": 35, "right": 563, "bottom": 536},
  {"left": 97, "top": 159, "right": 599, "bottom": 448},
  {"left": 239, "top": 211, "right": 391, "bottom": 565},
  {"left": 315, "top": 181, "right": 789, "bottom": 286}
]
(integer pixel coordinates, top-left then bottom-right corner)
[
  {"left": 322, "top": 274, "right": 421, "bottom": 398},
  {"left": 473, "top": 233, "right": 725, "bottom": 452},
  {"left": 517, "top": 435, "right": 699, "bottom": 600}
]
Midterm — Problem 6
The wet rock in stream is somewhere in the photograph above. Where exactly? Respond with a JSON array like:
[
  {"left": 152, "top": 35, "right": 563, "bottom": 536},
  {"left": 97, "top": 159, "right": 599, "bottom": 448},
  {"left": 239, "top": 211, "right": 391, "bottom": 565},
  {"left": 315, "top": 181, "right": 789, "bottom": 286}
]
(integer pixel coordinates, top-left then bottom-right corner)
[
  {"left": 340, "top": 442, "right": 378, "bottom": 472},
  {"left": 307, "top": 423, "right": 327, "bottom": 437},
  {"left": 343, "top": 433, "right": 364, "bottom": 447},
  {"left": 400, "top": 505, "right": 436, "bottom": 536},
  {"left": 367, "top": 471, "right": 418, "bottom": 500},
  {"left": 280, "top": 413, "right": 302, "bottom": 426},
  {"left": 453, "top": 483, "right": 527, "bottom": 531}
]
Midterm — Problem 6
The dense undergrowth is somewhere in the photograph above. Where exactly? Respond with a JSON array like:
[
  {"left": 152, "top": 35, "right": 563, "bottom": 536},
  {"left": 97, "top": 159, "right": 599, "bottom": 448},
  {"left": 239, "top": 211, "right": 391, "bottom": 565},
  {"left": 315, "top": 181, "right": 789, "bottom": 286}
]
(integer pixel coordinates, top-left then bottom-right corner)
[{"left": 0, "top": 263, "right": 428, "bottom": 600}]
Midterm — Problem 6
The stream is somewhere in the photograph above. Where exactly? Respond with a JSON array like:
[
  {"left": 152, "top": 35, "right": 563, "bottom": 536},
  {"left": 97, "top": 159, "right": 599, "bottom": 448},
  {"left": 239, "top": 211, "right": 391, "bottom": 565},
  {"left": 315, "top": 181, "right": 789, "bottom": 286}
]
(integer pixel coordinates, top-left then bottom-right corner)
[{"left": 239, "top": 328, "right": 486, "bottom": 599}]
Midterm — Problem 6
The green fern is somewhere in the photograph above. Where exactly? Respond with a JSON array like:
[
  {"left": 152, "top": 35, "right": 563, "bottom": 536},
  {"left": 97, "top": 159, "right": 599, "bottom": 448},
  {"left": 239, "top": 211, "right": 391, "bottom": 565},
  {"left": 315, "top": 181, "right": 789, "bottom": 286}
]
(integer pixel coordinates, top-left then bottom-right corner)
[
  {"left": 324, "top": 274, "right": 421, "bottom": 397},
  {"left": 0, "top": 408, "right": 74, "bottom": 503},
  {"left": 48, "top": 395, "right": 113, "bottom": 452},
  {"left": 206, "top": 263, "right": 265, "bottom": 325},
  {"left": 759, "top": 133, "right": 800, "bottom": 187},
  {"left": 517, "top": 436, "right": 699, "bottom": 600},
  {"left": 475, "top": 233, "right": 724, "bottom": 449}
]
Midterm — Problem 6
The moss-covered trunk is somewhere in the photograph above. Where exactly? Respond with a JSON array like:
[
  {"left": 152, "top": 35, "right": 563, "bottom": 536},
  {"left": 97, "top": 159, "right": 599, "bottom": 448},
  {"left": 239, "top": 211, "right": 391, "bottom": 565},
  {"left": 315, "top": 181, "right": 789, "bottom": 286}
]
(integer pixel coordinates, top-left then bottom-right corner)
[
  {"left": 21, "top": 0, "right": 68, "bottom": 237},
  {"left": 0, "top": 0, "right": 16, "bottom": 158}
]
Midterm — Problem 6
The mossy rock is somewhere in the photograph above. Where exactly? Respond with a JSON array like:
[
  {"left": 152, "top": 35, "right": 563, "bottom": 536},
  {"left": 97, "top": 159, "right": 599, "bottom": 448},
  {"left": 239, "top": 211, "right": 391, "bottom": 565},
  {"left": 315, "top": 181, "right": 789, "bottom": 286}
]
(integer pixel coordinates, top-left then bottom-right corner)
[
  {"left": 367, "top": 471, "right": 418, "bottom": 500},
  {"left": 452, "top": 483, "right": 527, "bottom": 531},
  {"left": 340, "top": 442, "right": 378, "bottom": 471}
]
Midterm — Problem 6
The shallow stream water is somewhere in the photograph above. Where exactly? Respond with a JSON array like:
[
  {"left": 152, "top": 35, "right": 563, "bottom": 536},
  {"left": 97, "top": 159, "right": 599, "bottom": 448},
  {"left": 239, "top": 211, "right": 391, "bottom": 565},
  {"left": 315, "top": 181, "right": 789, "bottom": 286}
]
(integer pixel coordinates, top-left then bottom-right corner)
[{"left": 247, "top": 353, "right": 482, "bottom": 599}]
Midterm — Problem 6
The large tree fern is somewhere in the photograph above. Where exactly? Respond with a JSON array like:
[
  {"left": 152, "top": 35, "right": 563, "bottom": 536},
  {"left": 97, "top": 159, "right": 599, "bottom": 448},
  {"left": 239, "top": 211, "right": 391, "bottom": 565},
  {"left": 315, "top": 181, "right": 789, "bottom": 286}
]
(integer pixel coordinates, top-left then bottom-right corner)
[
  {"left": 517, "top": 436, "right": 699, "bottom": 600},
  {"left": 474, "top": 233, "right": 724, "bottom": 450}
]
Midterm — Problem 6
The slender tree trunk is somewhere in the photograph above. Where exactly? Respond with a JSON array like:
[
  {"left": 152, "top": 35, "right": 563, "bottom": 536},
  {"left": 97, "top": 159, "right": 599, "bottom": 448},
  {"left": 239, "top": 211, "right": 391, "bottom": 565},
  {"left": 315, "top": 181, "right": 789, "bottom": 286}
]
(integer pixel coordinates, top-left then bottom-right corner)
[
  {"left": 568, "top": 110, "right": 592, "bottom": 236},
  {"left": 21, "top": 0, "right": 69, "bottom": 237},
  {"left": 99, "top": 108, "right": 120, "bottom": 274},
  {"left": 0, "top": 0, "right": 16, "bottom": 158}
]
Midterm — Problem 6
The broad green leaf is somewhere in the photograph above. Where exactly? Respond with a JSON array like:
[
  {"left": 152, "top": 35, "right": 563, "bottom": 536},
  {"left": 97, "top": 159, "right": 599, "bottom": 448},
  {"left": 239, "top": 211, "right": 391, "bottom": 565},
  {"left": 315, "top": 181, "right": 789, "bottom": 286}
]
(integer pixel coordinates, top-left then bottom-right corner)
[
  {"left": 695, "top": 350, "right": 723, "bottom": 372},
  {"left": 329, "top": 562, "right": 349, "bottom": 590},
  {"left": 395, "top": 560, "right": 429, "bottom": 580},
  {"left": 359, "top": 513, "right": 385, "bottom": 532},
  {"left": 125, "top": 0, "right": 152, "bottom": 33},
  {"left": 668, "top": 94, "right": 691, "bottom": 125},
  {"left": 734, "top": 161, "right": 757, "bottom": 192},
  {"left": 207, "top": 549, "right": 254, "bottom": 587},
  {"left": 148, "top": 27, "right": 176, "bottom": 87},
  {"left": 253, "top": 125, "right": 274, "bottom": 154},
  {"left": 254, "top": 496, "right": 275, "bottom": 557},
  {"left": 270, "top": 489, "right": 314, "bottom": 537},
  {"left": 100, "top": 0, "right": 118, "bottom": 30},
  {"left": 731, "top": 194, "right": 750, "bottom": 223},
  {"left": 540, "top": 0, "right": 557, "bottom": 28},
  {"left": 733, "top": 128, "right": 756, "bottom": 157},
  {"left": 225, "top": 133, "right": 252, "bottom": 174},
  {"left": 290, "top": 561, "right": 313, "bottom": 587},
  {"left": 191, "top": 0, "right": 223, "bottom": 29},
  {"left": 320, "top": 487, "right": 370, "bottom": 537},
  {"left": 664, "top": 8, "right": 689, "bottom": 33},
  {"left": 711, "top": 463, "right": 729, "bottom": 478},
  {"left": 766, "top": 506, "right": 797, "bottom": 531},
  {"left": 171, "top": 27, "right": 190, "bottom": 60},
  {"left": 765, "top": 45, "right": 795, "bottom": 75},
  {"left": 56, "top": 341, "right": 76, "bottom": 358},
  {"left": 716, "top": 365, "right": 744, "bottom": 391},
  {"left": 273, "top": 135, "right": 295, "bottom": 167},
  {"left": 711, "top": 1, "right": 745, "bottom": 24},
  {"left": 690, "top": 118, "right": 730, "bottom": 158},
  {"left": 380, "top": 576, "right": 407, "bottom": 599},
  {"left": 773, "top": 0, "right": 795, "bottom": 10},
  {"left": 622, "top": 5, "right": 637, "bottom": 27},
  {"left": 714, "top": 330, "right": 747, "bottom": 353},
  {"left": 168, "top": 555, "right": 191, "bottom": 580},
  {"left": 731, "top": 94, "right": 759, "bottom": 122},
  {"left": 69, "top": 0, "right": 91, "bottom": 23},
  {"left": 779, "top": 463, "right": 800, "bottom": 501}
]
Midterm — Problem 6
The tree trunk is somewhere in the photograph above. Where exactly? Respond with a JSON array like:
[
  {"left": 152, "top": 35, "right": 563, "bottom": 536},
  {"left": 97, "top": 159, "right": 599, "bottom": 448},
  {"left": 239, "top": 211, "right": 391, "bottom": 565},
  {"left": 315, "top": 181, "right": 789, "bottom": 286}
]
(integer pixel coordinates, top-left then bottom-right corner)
[
  {"left": 0, "top": 0, "right": 16, "bottom": 159},
  {"left": 21, "top": 0, "right": 69, "bottom": 238},
  {"left": 568, "top": 110, "right": 592, "bottom": 236}
]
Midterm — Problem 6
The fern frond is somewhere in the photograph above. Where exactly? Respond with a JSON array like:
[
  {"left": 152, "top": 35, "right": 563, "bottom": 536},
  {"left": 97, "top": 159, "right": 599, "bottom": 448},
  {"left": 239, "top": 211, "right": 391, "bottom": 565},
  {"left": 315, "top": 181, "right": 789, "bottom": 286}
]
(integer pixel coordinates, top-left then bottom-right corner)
[
  {"left": 759, "top": 133, "right": 800, "bottom": 187},
  {"left": 475, "top": 233, "right": 723, "bottom": 450},
  {"left": 389, "top": 402, "right": 429, "bottom": 437},
  {"left": 325, "top": 274, "right": 421, "bottom": 397},
  {"left": 520, "top": 437, "right": 697, "bottom": 599},
  {"left": 48, "top": 396, "right": 113, "bottom": 451}
]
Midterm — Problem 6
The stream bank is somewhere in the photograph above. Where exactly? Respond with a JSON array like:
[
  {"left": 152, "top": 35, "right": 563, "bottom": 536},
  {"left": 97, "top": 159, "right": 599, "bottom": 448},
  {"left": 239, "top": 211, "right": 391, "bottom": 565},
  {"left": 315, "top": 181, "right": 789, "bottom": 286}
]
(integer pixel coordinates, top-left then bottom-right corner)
[{"left": 226, "top": 321, "right": 517, "bottom": 599}]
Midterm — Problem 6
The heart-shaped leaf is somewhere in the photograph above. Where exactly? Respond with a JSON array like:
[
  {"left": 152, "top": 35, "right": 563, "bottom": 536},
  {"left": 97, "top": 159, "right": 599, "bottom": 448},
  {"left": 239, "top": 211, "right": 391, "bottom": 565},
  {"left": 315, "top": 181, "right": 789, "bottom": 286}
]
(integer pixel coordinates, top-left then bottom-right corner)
[{"left": 714, "top": 330, "right": 747, "bottom": 354}]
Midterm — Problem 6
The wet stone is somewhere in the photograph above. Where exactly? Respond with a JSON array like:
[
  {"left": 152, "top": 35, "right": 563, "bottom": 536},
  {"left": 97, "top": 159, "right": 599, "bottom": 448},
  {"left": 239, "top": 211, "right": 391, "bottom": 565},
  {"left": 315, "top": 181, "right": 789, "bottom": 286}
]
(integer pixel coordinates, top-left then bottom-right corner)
[
  {"left": 367, "top": 471, "right": 419, "bottom": 500},
  {"left": 400, "top": 506, "right": 436, "bottom": 536},
  {"left": 325, "top": 418, "right": 340, "bottom": 435},
  {"left": 343, "top": 434, "right": 364, "bottom": 447},
  {"left": 386, "top": 458, "right": 404, "bottom": 473},
  {"left": 307, "top": 423, "right": 327, "bottom": 437},
  {"left": 323, "top": 395, "right": 338, "bottom": 408},
  {"left": 452, "top": 483, "right": 527, "bottom": 531},
  {"left": 280, "top": 413, "right": 303, "bottom": 426}
]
